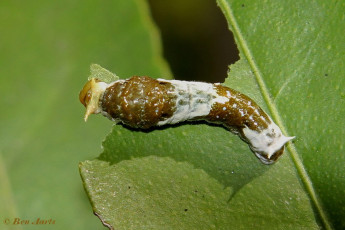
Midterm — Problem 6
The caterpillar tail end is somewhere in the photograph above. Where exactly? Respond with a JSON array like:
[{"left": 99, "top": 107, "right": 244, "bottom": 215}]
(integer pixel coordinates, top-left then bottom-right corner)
[{"left": 259, "top": 135, "right": 295, "bottom": 165}]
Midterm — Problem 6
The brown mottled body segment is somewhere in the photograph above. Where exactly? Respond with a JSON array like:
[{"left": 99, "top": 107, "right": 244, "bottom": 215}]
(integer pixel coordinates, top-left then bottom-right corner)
[
  {"left": 206, "top": 85, "right": 289, "bottom": 163},
  {"left": 207, "top": 84, "right": 270, "bottom": 132},
  {"left": 101, "top": 76, "right": 176, "bottom": 129}
]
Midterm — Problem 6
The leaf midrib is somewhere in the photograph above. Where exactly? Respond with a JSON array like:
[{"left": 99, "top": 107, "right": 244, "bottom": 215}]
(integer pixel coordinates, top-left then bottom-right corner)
[{"left": 217, "top": 0, "right": 332, "bottom": 229}]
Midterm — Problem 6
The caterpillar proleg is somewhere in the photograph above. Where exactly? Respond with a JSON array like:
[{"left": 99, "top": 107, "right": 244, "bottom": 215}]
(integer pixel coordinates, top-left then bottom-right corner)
[{"left": 79, "top": 76, "right": 294, "bottom": 164}]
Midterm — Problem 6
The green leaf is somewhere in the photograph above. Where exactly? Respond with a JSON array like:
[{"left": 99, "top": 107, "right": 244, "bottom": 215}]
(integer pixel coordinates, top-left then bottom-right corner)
[
  {"left": 79, "top": 0, "right": 345, "bottom": 229},
  {"left": 218, "top": 0, "right": 345, "bottom": 229},
  {"left": 89, "top": 64, "right": 119, "bottom": 83},
  {"left": 81, "top": 60, "right": 318, "bottom": 229},
  {"left": 0, "top": 0, "right": 169, "bottom": 229}
]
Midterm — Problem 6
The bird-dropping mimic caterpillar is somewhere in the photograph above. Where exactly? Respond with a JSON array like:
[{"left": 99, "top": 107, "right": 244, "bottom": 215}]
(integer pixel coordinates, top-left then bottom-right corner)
[{"left": 79, "top": 75, "right": 294, "bottom": 164}]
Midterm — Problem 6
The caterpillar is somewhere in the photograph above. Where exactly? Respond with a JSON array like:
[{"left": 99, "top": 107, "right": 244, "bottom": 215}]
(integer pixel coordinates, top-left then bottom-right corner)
[{"left": 79, "top": 76, "right": 294, "bottom": 164}]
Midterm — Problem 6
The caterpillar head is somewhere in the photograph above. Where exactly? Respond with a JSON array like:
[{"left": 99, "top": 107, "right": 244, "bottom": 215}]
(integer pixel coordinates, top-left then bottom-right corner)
[{"left": 79, "top": 78, "right": 108, "bottom": 121}]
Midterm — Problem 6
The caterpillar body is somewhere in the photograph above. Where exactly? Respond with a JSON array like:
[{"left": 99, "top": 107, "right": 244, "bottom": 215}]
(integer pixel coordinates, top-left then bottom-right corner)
[{"left": 79, "top": 76, "right": 294, "bottom": 164}]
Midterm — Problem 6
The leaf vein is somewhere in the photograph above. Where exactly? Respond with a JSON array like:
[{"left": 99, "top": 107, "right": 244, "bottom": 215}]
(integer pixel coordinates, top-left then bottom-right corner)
[{"left": 217, "top": 0, "right": 332, "bottom": 229}]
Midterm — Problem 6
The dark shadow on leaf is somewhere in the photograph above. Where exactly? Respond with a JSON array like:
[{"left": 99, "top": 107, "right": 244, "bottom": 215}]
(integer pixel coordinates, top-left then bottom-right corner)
[{"left": 97, "top": 122, "right": 270, "bottom": 199}]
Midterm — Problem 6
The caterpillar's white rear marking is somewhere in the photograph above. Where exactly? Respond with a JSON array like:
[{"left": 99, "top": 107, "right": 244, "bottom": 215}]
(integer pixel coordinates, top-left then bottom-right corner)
[{"left": 243, "top": 121, "right": 294, "bottom": 164}]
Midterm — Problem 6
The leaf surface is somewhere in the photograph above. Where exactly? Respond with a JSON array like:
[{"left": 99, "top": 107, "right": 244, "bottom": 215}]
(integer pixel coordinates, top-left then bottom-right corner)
[
  {"left": 81, "top": 56, "right": 319, "bottom": 229},
  {"left": 218, "top": 0, "right": 345, "bottom": 228},
  {"left": 80, "top": 0, "right": 345, "bottom": 229}
]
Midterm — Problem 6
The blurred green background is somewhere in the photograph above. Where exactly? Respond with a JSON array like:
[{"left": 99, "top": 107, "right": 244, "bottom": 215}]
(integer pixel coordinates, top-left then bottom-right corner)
[
  {"left": 148, "top": 0, "right": 238, "bottom": 82},
  {"left": 0, "top": 0, "right": 237, "bottom": 229}
]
